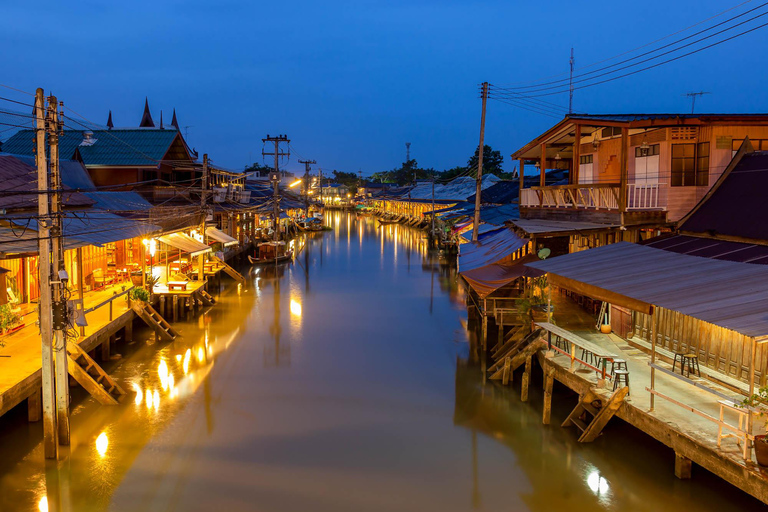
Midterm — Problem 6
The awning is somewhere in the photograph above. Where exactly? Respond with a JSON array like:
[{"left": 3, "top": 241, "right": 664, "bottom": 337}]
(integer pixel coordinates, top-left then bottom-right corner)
[
  {"left": 157, "top": 232, "right": 212, "bottom": 257},
  {"left": 526, "top": 242, "right": 768, "bottom": 338},
  {"left": 205, "top": 226, "right": 238, "bottom": 247},
  {"left": 458, "top": 228, "right": 527, "bottom": 272},
  {"left": 461, "top": 254, "right": 545, "bottom": 298}
]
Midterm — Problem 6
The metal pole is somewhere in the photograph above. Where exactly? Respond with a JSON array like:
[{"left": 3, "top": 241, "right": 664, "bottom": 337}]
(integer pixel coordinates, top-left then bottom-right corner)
[
  {"left": 472, "top": 82, "right": 488, "bottom": 243},
  {"left": 36, "top": 88, "right": 57, "bottom": 458},
  {"left": 650, "top": 307, "right": 657, "bottom": 411},
  {"left": 431, "top": 178, "right": 435, "bottom": 239}
]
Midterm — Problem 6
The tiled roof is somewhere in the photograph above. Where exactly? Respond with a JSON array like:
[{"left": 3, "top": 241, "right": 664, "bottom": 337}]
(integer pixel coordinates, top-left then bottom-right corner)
[
  {"left": 0, "top": 154, "right": 93, "bottom": 212},
  {"left": 2, "top": 128, "right": 184, "bottom": 167}
]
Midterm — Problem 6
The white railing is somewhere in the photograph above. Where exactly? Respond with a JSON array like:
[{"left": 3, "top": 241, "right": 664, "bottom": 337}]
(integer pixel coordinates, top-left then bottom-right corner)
[
  {"left": 626, "top": 183, "right": 666, "bottom": 210},
  {"left": 520, "top": 183, "right": 667, "bottom": 211}
]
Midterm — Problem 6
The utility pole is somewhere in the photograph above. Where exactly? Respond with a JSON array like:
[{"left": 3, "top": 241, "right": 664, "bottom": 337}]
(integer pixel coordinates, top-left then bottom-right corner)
[
  {"left": 48, "top": 95, "right": 70, "bottom": 445},
  {"left": 472, "top": 82, "right": 489, "bottom": 243},
  {"left": 568, "top": 48, "right": 575, "bottom": 115},
  {"left": 199, "top": 154, "right": 208, "bottom": 281},
  {"left": 684, "top": 91, "right": 710, "bottom": 114},
  {"left": 35, "top": 88, "right": 57, "bottom": 459},
  {"left": 405, "top": 142, "right": 411, "bottom": 162},
  {"left": 262, "top": 134, "right": 290, "bottom": 241},
  {"left": 319, "top": 168, "right": 323, "bottom": 205},
  {"left": 298, "top": 159, "right": 316, "bottom": 217},
  {"left": 431, "top": 177, "right": 435, "bottom": 240}
]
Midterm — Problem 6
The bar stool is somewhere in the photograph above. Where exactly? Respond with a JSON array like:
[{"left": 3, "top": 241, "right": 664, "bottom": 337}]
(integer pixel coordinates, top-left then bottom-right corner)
[
  {"left": 580, "top": 348, "right": 595, "bottom": 365},
  {"left": 613, "top": 369, "right": 630, "bottom": 394},
  {"left": 672, "top": 352, "right": 686, "bottom": 374},
  {"left": 681, "top": 353, "right": 700, "bottom": 378},
  {"left": 554, "top": 336, "right": 570, "bottom": 352},
  {"left": 610, "top": 358, "right": 627, "bottom": 377}
]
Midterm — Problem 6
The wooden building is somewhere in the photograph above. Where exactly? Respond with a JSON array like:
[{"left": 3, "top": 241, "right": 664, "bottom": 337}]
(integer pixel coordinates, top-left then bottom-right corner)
[{"left": 509, "top": 113, "right": 768, "bottom": 254}]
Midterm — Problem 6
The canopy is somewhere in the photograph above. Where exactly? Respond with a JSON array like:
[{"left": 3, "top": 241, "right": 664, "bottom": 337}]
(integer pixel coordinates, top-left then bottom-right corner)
[
  {"left": 205, "top": 226, "right": 238, "bottom": 247},
  {"left": 527, "top": 242, "right": 768, "bottom": 338},
  {"left": 458, "top": 228, "right": 527, "bottom": 272},
  {"left": 157, "top": 232, "right": 212, "bottom": 257},
  {"left": 461, "top": 254, "right": 545, "bottom": 298}
]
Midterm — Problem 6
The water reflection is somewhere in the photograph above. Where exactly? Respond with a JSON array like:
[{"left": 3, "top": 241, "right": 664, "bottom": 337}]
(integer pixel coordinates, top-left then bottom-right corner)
[{"left": 0, "top": 212, "right": 762, "bottom": 511}]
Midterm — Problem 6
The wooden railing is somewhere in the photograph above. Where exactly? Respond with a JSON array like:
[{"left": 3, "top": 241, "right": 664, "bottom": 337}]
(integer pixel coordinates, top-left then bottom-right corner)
[{"left": 520, "top": 183, "right": 667, "bottom": 211}]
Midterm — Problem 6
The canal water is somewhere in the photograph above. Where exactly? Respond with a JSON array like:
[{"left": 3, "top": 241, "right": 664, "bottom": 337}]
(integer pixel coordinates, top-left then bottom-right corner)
[{"left": 0, "top": 211, "right": 763, "bottom": 511}]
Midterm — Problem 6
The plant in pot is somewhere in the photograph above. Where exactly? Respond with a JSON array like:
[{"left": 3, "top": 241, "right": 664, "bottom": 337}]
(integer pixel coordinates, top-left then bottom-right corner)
[
  {"left": 743, "top": 385, "right": 768, "bottom": 466},
  {"left": 0, "top": 304, "right": 20, "bottom": 343},
  {"left": 516, "top": 275, "right": 551, "bottom": 332}
]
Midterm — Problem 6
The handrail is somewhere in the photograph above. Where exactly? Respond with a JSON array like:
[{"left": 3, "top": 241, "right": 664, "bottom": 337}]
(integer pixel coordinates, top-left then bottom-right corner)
[
  {"left": 529, "top": 183, "right": 619, "bottom": 191},
  {"left": 83, "top": 286, "right": 135, "bottom": 315}
]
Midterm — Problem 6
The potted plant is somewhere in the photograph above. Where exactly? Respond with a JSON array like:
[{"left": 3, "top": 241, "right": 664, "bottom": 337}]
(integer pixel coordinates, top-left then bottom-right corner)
[
  {"left": 743, "top": 385, "right": 768, "bottom": 466},
  {"left": 516, "top": 276, "right": 551, "bottom": 332},
  {"left": 0, "top": 303, "right": 21, "bottom": 342}
]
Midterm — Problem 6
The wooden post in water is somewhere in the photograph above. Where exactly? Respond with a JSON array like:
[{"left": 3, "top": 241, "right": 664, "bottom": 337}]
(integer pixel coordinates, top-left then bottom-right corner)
[{"left": 521, "top": 354, "right": 533, "bottom": 402}]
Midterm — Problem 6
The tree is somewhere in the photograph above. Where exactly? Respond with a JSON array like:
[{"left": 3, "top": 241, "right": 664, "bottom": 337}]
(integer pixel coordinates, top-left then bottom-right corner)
[
  {"left": 467, "top": 144, "right": 504, "bottom": 176},
  {"left": 332, "top": 170, "right": 359, "bottom": 194},
  {"left": 244, "top": 162, "right": 273, "bottom": 177}
]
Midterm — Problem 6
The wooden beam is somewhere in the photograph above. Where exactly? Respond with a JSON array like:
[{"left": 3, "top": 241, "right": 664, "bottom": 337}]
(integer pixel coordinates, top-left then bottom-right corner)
[
  {"left": 547, "top": 274, "right": 653, "bottom": 315},
  {"left": 540, "top": 143, "right": 546, "bottom": 187},
  {"left": 519, "top": 158, "right": 525, "bottom": 203}
]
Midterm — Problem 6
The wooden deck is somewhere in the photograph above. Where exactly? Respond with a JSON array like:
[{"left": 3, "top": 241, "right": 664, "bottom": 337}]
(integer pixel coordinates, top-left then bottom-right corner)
[
  {"left": 0, "top": 281, "right": 138, "bottom": 419},
  {"left": 532, "top": 319, "right": 768, "bottom": 504}
]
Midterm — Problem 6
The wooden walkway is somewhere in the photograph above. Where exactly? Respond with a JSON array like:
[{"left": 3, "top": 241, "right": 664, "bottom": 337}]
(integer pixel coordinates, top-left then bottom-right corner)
[{"left": 0, "top": 282, "right": 138, "bottom": 419}]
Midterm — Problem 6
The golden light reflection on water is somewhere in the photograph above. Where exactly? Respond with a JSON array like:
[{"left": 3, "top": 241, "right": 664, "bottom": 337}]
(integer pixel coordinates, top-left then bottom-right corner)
[
  {"left": 289, "top": 299, "right": 302, "bottom": 317},
  {"left": 95, "top": 432, "right": 109, "bottom": 457}
]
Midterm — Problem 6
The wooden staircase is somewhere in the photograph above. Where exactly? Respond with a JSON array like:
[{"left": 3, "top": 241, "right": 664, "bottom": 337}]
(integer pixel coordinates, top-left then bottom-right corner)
[
  {"left": 489, "top": 337, "right": 547, "bottom": 380},
  {"left": 562, "top": 386, "right": 629, "bottom": 442},
  {"left": 67, "top": 343, "right": 125, "bottom": 405},
  {"left": 212, "top": 256, "right": 245, "bottom": 284},
  {"left": 488, "top": 328, "right": 543, "bottom": 376},
  {"left": 198, "top": 289, "right": 217, "bottom": 306},
  {"left": 131, "top": 302, "right": 179, "bottom": 342}
]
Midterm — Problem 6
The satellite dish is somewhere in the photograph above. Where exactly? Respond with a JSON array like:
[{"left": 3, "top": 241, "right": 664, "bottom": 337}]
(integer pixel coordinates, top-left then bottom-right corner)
[{"left": 537, "top": 248, "right": 551, "bottom": 260}]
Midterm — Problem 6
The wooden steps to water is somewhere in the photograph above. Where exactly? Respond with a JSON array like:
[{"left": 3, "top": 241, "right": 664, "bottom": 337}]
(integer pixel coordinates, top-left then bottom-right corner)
[
  {"left": 489, "top": 338, "right": 547, "bottom": 380},
  {"left": 562, "top": 386, "right": 629, "bottom": 442},
  {"left": 66, "top": 343, "right": 125, "bottom": 405},
  {"left": 212, "top": 256, "right": 246, "bottom": 284},
  {"left": 488, "top": 328, "right": 542, "bottom": 375},
  {"left": 131, "top": 302, "right": 179, "bottom": 342},
  {"left": 198, "top": 289, "right": 216, "bottom": 306}
]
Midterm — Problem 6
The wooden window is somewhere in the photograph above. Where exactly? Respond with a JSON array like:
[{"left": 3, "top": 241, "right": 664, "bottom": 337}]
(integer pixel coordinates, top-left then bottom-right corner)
[
  {"left": 579, "top": 155, "right": 593, "bottom": 164},
  {"left": 697, "top": 142, "right": 709, "bottom": 186},
  {"left": 671, "top": 144, "right": 695, "bottom": 186},
  {"left": 601, "top": 127, "right": 622, "bottom": 138},
  {"left": 672, "top": 143, "right": 709, "bottom": 186}
]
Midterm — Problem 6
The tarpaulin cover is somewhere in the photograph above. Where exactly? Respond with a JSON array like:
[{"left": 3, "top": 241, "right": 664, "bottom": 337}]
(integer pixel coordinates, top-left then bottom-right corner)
[
  {"left": 461, "top": 254, "right": 545, "bottom": 298},
  {"left": 158, "top": 232, "right": 212, "bottom": 257},
  {"left": 458, "top": 228, "right": 527, "bottom": 272},
  {"left": 205, "top": 226, "right": 238, "bottom": 247}
]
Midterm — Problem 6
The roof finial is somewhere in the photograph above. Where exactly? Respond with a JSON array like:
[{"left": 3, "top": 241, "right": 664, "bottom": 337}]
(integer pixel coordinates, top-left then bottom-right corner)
[
  {"left": 107, "top": 110, "right": 114, "bottom": 129},
  {"left": 171, "top": 108, "right": 179, "bottom": 130},
  {"left": 140, "top": 97, "right": 155, "bottom": 127},
  {"left": 160, "top": 110, "right": 164, "bottom": 129}
]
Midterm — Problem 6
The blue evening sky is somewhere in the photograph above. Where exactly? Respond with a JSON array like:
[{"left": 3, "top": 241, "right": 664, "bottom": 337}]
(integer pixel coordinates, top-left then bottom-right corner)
[{"left": 1, "top": 1, "right": 766, "bottom": 176}]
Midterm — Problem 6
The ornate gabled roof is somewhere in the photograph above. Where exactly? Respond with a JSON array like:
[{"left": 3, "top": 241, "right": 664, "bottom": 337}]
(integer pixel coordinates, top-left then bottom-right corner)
[{"left": 139, "top": 98, "right": 155, "bottom": 127}]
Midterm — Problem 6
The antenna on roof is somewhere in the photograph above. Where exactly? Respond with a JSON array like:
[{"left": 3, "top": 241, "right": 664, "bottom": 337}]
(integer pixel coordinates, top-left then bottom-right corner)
[
  {"left": 568, "top": 47, "right": 575, "bottom": 115},
  {"left": 683, "top": 91, "right": 710, "bottom": 114}
]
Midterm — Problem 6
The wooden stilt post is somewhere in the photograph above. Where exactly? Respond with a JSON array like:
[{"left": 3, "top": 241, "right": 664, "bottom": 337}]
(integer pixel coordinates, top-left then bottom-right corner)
[
  {"left": 501, "top": 357, "right": 511, "bottom": 386},
  {"left": 521, "top": 354, "right": 533, "bottom": 402},
  {"left": 674, "top": 452, "right": 692, "bottom": 479},
  {"left": 172, "top": 296, "right": 178, "bottom": 322},
  {"left": 124, "top": 321, "right": 133, "bottom": 343},
  {"left": 28, "top": 388, "right": 42, "bottom": 422},
  {"left": 543, "top": 366, "right": 555, "bottom": 425}
]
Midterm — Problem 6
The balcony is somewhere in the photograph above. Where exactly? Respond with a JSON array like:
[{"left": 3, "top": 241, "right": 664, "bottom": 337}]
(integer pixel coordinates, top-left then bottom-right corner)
[{"left": 520, "top": 183, "right": 667, "bottom": 211}]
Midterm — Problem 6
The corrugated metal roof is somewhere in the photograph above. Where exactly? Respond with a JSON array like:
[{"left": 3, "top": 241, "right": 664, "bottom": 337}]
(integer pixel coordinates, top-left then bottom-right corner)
[
  {"left": 458, "top": 228, "right": 527, "bottom": 272},
  {"left": 0, "top": 211, "right": 160, "bottom": 254},
  {"left": 2, "top": 128, "right": 184, "bottom": 167},
  {"left": 0, "top": 155, "right": 94, "bottom": 211},
  {"left": 526, "top": 242, "right": 768, "bottom": 338},
  {"left": 410, "top": 174, "right": 500, "bottom": 201},
  {"left": 157, "top": 232, "right": 211, "bottom": 257},
  {"left": 645, "top": 234, "right": 768, "bottom": 264},
  {"left": 569, "top": 113, "right": 768, "bottom": 123},
  {"left": 465, "top": 180, "right": 519, "bottom": 204},
  {"left": 510, "top": 218, "right": 616, "bottom": 235}
]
